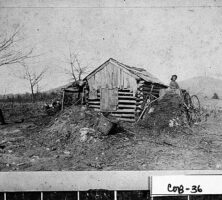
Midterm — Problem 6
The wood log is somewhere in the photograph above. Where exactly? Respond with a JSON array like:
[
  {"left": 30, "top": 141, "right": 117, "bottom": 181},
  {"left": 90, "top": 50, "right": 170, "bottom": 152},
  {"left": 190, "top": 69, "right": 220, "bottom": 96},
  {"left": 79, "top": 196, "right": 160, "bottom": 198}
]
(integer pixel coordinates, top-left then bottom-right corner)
[
  {"left": 88, "top": 105, "right": 100, "bottom": 109},
  {"left": 111, "top": 113, "right": 135, "bottom": 117},
  {"left": 118, "top": 104, "right": 136, "bottom": 108},
  {"left": 119, "top": 99, "right": 136, "bottom": 103},
  {"left": 88, "top": 101, "right": 100, "bottom": 105},
  {"left": 112, "top": 109, "right": 135, "bottom": 113},
  {"left": 116, "top": 118, "right": 135, "bottom": 122},
  {"left": 118, "top": 91, "right": 133, "bottom": 96}
]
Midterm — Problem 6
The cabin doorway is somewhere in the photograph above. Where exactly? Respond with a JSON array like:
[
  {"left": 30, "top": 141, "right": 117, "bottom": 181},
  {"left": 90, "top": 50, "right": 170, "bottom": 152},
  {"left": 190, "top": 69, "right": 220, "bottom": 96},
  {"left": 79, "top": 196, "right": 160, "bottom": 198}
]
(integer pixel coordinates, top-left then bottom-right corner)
[{"left": 100, "top": 88, "right": 118, "bottom": 111}]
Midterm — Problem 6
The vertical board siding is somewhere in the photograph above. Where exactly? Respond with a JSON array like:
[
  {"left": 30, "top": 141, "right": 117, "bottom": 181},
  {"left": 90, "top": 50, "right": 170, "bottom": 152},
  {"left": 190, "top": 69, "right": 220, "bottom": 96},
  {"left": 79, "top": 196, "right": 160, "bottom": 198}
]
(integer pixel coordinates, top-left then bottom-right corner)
[
  {"left": 100, "top": 88, "right": 118, "bottom": 111},
  {"left": 87, "top": 63, "right": 137, "bottom": 95},
  {"left": 86, "top": 62, "right": 139, "bottom": 122}
]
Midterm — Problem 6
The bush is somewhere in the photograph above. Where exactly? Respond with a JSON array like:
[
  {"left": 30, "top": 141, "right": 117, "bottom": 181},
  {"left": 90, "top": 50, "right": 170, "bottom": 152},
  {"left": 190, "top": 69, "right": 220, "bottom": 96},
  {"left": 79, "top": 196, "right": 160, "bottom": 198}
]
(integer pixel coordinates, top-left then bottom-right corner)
[{"left": 212, "top": 93, "right": 219, "bottom": 99}]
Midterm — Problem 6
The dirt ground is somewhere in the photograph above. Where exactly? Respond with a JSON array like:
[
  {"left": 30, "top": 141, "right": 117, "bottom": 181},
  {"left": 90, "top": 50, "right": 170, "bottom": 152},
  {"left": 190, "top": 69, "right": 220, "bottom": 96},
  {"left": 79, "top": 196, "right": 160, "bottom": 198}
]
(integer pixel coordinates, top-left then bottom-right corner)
[{"left": 1, "top": 102, "right": 222, "bottom": 171}]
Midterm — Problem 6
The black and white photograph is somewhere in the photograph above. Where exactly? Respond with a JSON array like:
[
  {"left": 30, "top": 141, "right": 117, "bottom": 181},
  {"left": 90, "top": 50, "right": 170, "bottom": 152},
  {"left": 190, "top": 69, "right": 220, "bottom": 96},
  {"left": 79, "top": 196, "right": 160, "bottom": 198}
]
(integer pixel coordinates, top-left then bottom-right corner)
[{"left": 1, "top": 0, "right": 222, "bottom": 199}]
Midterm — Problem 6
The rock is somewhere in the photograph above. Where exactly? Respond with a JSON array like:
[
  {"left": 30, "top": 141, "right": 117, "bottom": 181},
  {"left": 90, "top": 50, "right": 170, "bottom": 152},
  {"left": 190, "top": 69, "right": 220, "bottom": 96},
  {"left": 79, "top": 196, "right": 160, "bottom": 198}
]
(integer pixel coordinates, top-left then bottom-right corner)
[
  {"left": 26, "top": 150, "right": 37, "bottom": 158},
  {"left": 32, "top": 156, "right": 39, "bottom": 159},
  {"left": 216, "top": 163, "right": 222, "bottom": 169},
  {"left": 64, "top": 150, "right": 71, "bottom": 155},
  {"left": 51, "top": 147, "right": 57, "bottom": 151},
  {"left": 169, "top": 120, "right": 174, "bottom": 127},
  {"left": 79, "top": 128, "right": 91, "bottom": 142},
  {"left": 17, "top": 163, "right": 26, "bottom": 166},
  {"left": 97, "top": 115, "right": 115, "bottom": 135},
  {"left": 59, "top": 154, "right": 72, "bottom": 159},
  {"left": 56, "top": 139, "right": 61, "bottom": 143}
]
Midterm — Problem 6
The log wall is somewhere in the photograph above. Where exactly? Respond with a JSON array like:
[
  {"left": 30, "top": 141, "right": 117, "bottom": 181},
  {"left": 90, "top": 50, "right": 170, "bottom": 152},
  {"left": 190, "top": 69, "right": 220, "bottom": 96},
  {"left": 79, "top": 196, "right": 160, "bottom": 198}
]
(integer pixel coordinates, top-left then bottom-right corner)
[
  {"left": 88, "top": 89, "right": 136, "bottom": 122},
  {"left": 88, "top": 81, "right": 167, "bottom": 122}
]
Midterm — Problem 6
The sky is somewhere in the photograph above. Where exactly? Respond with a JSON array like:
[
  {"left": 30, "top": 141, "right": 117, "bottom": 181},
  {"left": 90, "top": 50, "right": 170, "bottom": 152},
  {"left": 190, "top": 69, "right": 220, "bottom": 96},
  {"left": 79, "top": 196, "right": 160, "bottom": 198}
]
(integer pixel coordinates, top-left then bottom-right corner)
[{"left": 1, "top": 0, "right": 222, "bottom": 94}]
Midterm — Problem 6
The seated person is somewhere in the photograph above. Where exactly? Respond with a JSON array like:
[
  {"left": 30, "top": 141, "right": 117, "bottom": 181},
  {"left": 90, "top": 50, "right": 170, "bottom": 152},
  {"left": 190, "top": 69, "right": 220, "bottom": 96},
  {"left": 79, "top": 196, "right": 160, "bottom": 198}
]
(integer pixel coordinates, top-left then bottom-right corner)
[
  {"left": 159, "top": 75, "right": 181, "bottom": 99},
  {"left": 169, "top": 75, "right": 180, "bottom": 89},
  {"left": 169, "top": 74, "right": 181, "bottom": 96}
]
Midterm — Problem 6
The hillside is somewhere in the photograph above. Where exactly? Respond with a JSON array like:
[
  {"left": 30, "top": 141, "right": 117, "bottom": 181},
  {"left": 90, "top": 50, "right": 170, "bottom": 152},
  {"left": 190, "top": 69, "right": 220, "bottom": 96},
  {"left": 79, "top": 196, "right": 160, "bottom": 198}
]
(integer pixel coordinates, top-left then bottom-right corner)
[{"left": 179, "top": 76, "right": 222, "bottom": 98}]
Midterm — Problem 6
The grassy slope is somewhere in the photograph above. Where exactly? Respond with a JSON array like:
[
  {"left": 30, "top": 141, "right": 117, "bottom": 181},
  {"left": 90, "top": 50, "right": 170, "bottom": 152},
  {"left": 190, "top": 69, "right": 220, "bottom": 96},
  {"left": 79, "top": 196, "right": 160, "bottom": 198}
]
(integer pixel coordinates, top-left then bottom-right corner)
[{"left": 179, "top": 76, "right": 222, "bottom": 98}]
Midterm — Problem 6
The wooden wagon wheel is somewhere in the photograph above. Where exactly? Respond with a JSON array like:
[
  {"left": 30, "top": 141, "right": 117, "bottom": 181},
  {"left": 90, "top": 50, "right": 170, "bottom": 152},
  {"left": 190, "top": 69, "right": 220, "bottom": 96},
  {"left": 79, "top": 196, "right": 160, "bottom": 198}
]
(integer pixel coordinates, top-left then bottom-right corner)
[
  {"left": 183, "top": 91, "right": 192, "bottom": 109},
  {"left": 190, "top": 95, "right": 201, "bottom": 123},
  {"left": 190, "top": 95, "right": 200, "bottom": 113},
  {"left": 185, "top": 95, "right": 201, "bottom": 126}
]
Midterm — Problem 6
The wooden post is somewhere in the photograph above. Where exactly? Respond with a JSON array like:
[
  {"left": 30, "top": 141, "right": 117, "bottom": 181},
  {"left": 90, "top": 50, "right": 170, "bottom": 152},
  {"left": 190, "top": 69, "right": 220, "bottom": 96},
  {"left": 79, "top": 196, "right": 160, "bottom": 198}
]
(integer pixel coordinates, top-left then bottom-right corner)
[
  {"left": 114, "top": 191, "right": 117, "bottom": 200},
  {"left": 61, "top": 90, "right": 65, "bottom": 111},
  {"left": 41, "top": 192, "right": 43, "bottom": 200},
  {"left": 0, "top": 109, "right": 5, "bottom": 125},
  {"left": 77, "top": 191, "right": 80, "bottom": 200}
]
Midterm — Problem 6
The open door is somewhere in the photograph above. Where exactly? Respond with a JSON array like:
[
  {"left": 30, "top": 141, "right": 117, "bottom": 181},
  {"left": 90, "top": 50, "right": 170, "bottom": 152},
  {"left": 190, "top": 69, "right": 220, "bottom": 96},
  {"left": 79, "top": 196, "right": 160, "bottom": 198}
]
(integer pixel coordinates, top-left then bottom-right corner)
[{"left": 100, "top": 88, "right": 118, "bottom": 111}]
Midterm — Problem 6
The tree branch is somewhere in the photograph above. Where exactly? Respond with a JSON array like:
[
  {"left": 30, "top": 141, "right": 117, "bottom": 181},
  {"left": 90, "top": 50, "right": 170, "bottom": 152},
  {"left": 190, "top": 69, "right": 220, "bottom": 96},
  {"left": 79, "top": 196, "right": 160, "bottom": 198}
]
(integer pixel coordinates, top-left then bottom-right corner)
[{"left": 0, "top": 27, "right": 33, "bottom": 67}]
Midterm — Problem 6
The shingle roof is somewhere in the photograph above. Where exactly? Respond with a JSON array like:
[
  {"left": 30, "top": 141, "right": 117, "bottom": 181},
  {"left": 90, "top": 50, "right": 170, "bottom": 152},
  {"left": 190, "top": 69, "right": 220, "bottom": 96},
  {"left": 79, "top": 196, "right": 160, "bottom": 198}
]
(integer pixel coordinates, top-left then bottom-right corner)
[{"left": 109, "top": 58, "right": 165, "bottom": 85}]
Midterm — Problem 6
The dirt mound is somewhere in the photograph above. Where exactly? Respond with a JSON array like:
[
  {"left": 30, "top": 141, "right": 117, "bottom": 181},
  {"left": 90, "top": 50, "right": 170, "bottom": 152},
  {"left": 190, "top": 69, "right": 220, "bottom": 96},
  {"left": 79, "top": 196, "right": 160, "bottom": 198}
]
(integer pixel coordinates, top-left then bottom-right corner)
[
  {"left": 39, "top": 106, "right": 99, "bottom": 148},
  {"left": 139, "top": 92, "right": 187, "bottom": 130}
]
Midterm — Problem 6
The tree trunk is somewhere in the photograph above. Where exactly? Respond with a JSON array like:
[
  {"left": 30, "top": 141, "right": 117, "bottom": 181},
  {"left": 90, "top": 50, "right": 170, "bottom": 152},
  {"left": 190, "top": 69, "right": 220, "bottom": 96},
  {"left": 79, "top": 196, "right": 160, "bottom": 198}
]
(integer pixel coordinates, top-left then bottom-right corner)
[
  {"left": 0, "top": 109, "right": 6, "bottom": 125},
  {"left": 31, "top": 85, "right": 35, "bottom": 102}
]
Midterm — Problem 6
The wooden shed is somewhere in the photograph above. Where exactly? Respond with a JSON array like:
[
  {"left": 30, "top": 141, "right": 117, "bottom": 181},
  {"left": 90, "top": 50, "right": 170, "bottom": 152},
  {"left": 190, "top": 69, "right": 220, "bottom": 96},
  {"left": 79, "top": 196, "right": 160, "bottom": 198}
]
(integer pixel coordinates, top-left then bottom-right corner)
[
  {"left": 61, "top": 81, "right": 83, "bottom": 108},
  {"left": 84, "top": 58, "right": 167, "bottom": 122}
]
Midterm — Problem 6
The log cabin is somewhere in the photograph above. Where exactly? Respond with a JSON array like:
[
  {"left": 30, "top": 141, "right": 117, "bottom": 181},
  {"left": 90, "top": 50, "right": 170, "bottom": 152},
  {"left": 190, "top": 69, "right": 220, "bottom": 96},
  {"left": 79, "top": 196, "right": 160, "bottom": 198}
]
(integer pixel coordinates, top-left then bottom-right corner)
[{"left": 83, "top": 58, "right": 167, "bottom": 122}]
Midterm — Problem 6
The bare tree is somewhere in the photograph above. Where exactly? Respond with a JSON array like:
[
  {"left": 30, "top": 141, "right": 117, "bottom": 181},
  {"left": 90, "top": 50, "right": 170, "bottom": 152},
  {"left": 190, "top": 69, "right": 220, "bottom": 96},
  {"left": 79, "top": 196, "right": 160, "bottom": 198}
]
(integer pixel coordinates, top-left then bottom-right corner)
[
  {"left": 64, "top": 46, "right": 89, "bottom": 82},
  {"left": 17, "top": 63, "right": 48, "bottom": 101},
  {"left": 0, "top": 27, "right": 33, "bottom": 67}
]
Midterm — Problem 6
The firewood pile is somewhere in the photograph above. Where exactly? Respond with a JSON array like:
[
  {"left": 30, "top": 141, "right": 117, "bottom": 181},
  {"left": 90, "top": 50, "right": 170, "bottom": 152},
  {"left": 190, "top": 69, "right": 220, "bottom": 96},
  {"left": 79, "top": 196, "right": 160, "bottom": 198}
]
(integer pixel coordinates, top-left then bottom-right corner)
[{"left": 139, "top": 92, "right": 187, "bottom": 130}]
